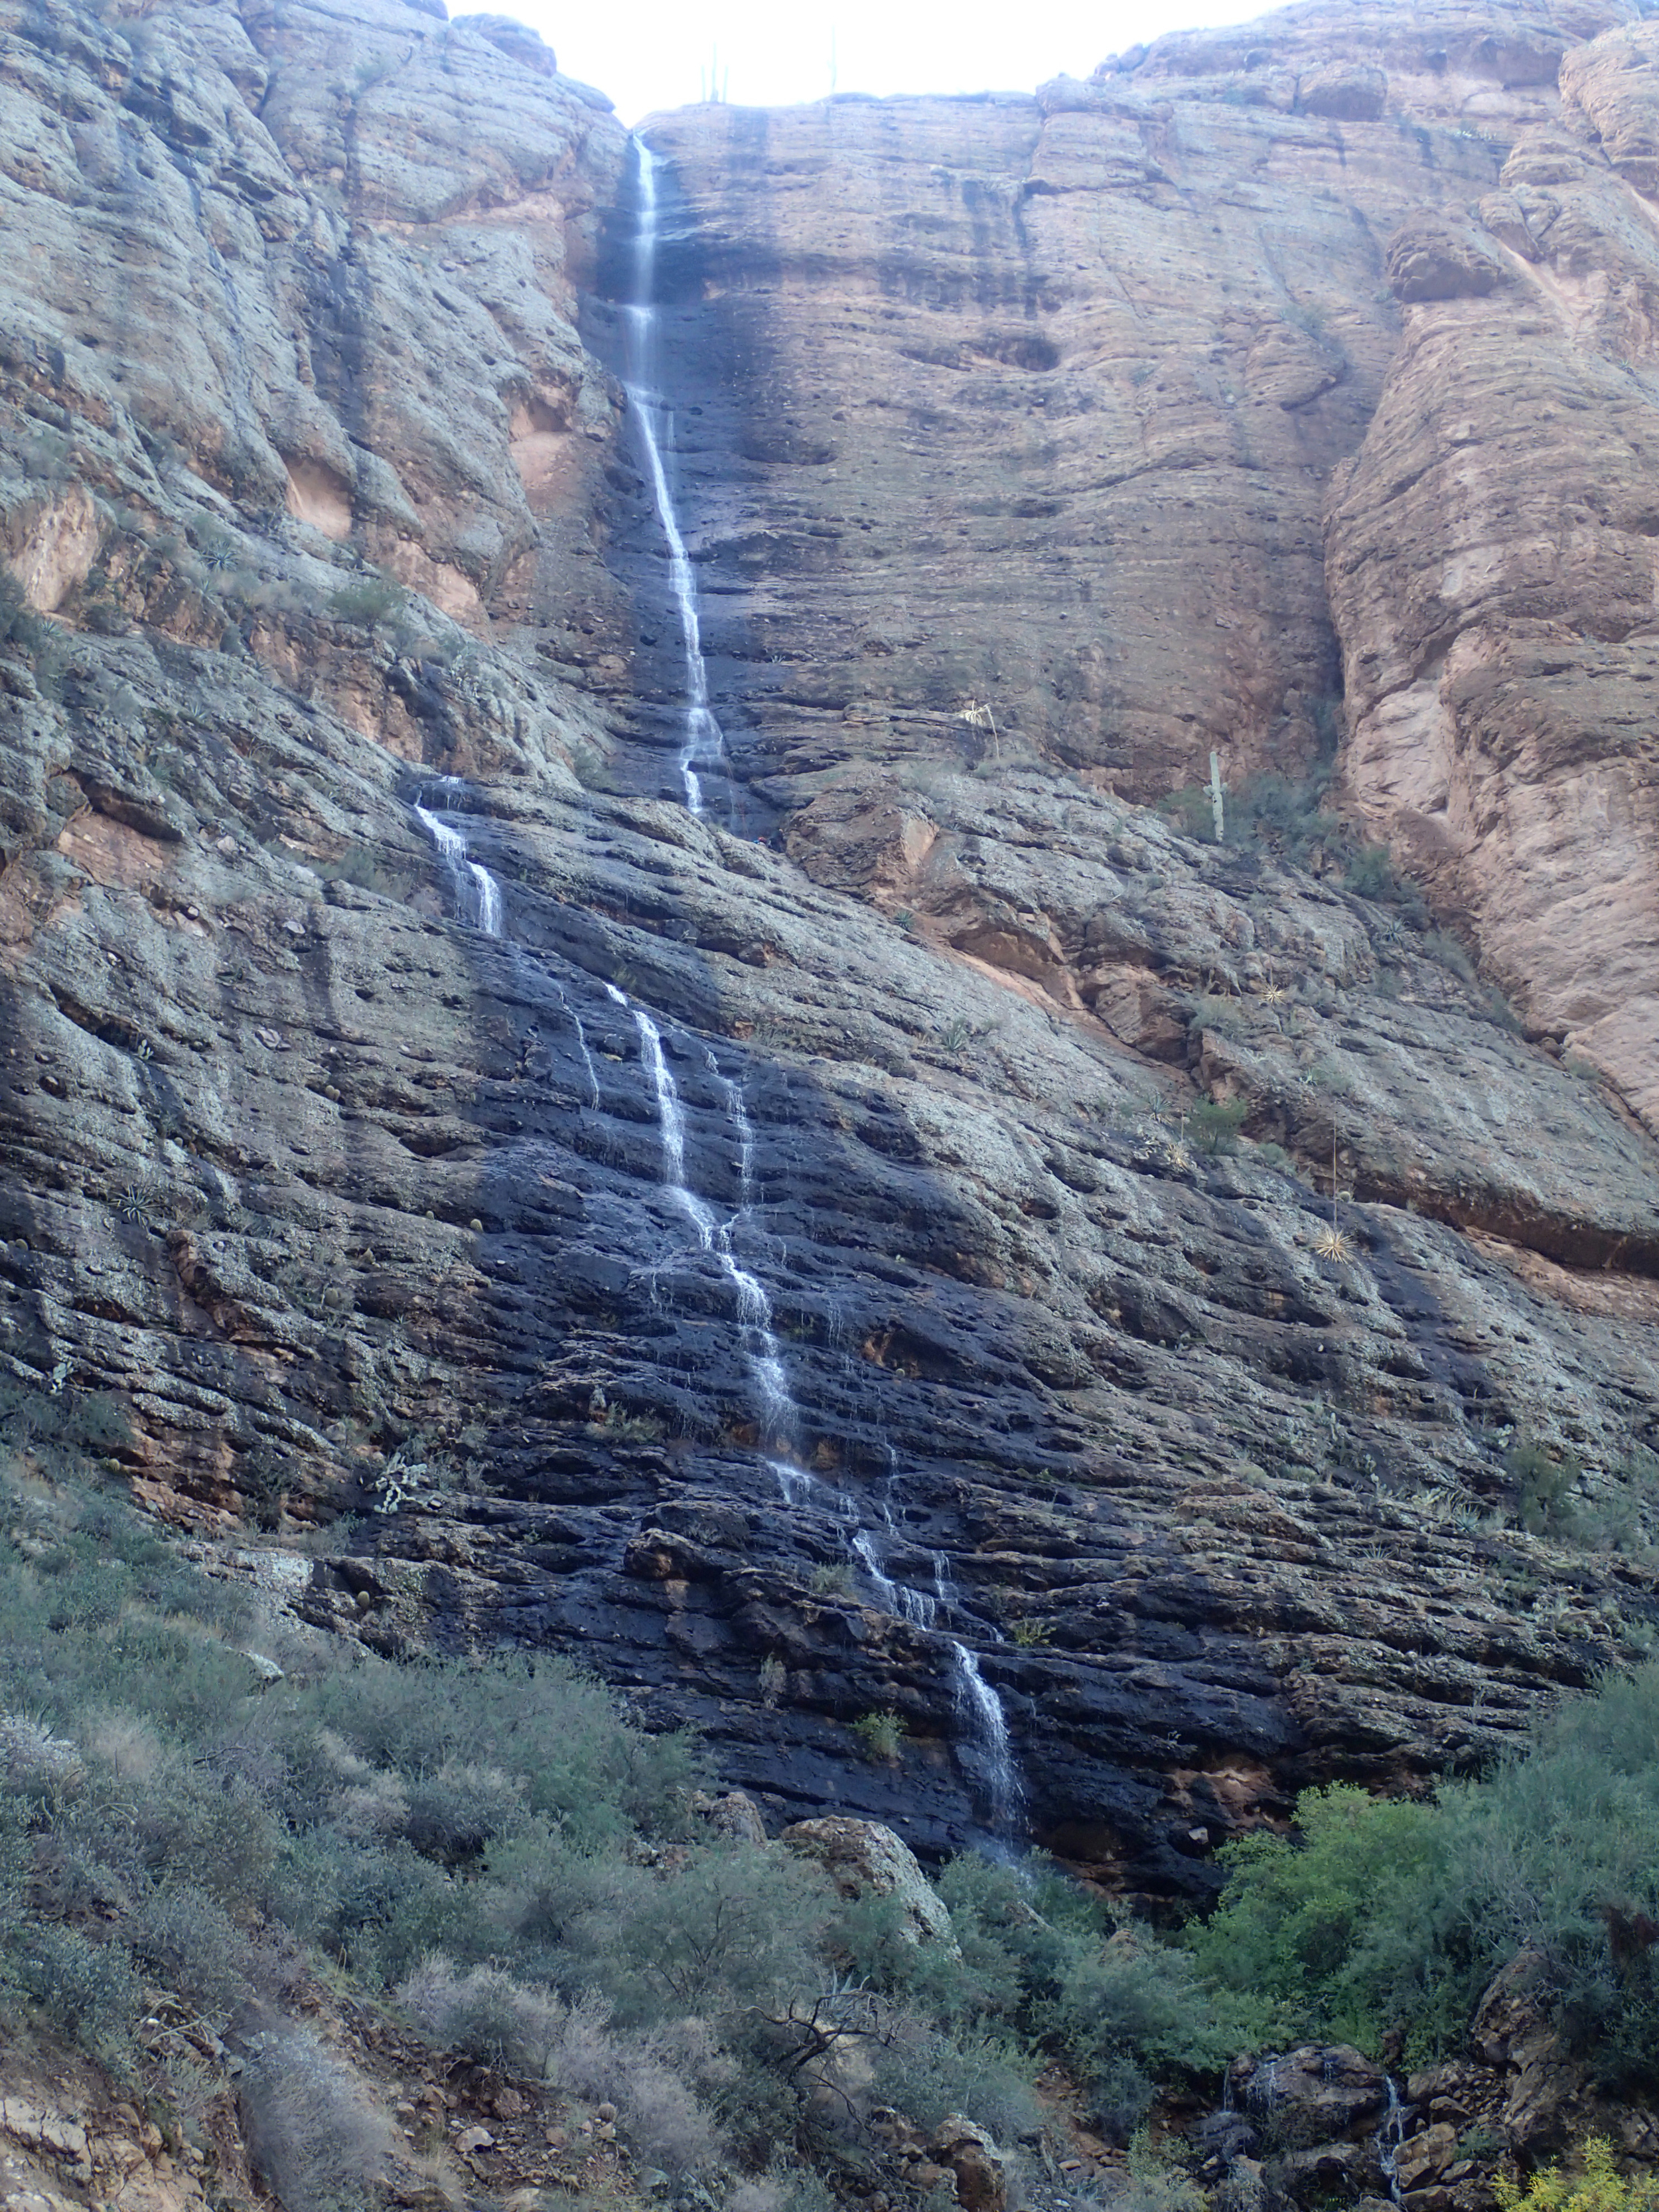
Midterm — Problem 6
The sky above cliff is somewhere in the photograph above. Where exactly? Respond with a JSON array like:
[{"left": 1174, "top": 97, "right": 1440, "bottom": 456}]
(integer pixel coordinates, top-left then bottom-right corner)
[{"left": 543, "top": 0, "right": 1265, "bottom": 122}]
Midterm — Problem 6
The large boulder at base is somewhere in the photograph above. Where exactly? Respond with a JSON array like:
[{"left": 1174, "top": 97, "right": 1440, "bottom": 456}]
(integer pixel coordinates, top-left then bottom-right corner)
[
  {"left": 780, "top": 1817, "right": 957, "bottom": 1951},
  {"left": 930, "top": 2116, "right": 1010, "bottom": 2212},
  {"left": 1231, "top": 2046, "right": 1391, "bottom": 2150}
]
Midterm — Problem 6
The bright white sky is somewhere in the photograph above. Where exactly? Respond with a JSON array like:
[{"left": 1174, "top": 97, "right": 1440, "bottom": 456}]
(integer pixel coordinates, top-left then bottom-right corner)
[{"left": 530, "top": 0, "right": 1268, "bottom": 125}]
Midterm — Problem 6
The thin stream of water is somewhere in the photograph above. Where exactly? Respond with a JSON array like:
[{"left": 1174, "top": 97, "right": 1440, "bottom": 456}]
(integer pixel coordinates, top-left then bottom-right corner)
[
  {"left": 619, "top": 137, "right": 729, "bottom": 815},
  {"left": 411, "top": 782, "right": 504, "bottom": 938},
  {"left": 402, "top": 160, "right": 1030, "bottom": 1846},
  {"left": 615, "top": 987, "right": 1023, "bottom": 1833}
]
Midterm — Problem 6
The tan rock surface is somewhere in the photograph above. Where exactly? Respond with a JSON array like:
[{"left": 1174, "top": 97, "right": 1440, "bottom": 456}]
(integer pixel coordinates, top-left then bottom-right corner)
[{"left": 1326, "top": 13, "right": 1659, "bottom": 1134}]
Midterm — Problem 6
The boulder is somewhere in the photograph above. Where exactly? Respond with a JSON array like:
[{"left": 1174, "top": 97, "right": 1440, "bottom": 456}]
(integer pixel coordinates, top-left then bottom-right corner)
[
  {"left": 1386, "top": 217, "right": 1511, "bottom": 302},
  {"left": 930, "top": 2115, "right": 1009, "bottom": 2212},
  {"left": 1470, "top": 1953, "right": 1577, "bottom": 2144},
  {"left": 779, "top": 1818, "right": 956, "bottom": 1951},
  {"left": 697, "top": 1790, "right": 769, "bottom": 1846},
  {"left": 1298, "top": 61, "right": 1388, "bottom": 118},
  {"left": 1234, "top": 2046, "right": 1391, "bottom": 2149},
  {"left": 1396, "top": 2122, "right": 1459, "bottom": 2191}
]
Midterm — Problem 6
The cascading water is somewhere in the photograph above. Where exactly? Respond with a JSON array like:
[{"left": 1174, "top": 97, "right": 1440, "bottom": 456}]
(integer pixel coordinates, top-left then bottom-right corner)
[
  {"left": 611, "top": 987, "right": 1024, "bottom": 1837},
  {"left": 610, "top": 984, "right": 796, "bottom": 1451},
  {"left": 619, "top": 138, "right": 729, "bottom": 816},
  {"left": 952, "top": 1641, "right": 1024, "bottom": 1840},
  {"left": 397, "top": 155, "right": 1031, "bottom": 1851},
  {"left": 562, "top": 990, "right": 603, "bottom": 1109},
  {"left": 1376, "top": 2077, "right": 1407, "bottom": 2204},
  {"left": 411, "top": 778, "right": 504, "bottom": 936}
]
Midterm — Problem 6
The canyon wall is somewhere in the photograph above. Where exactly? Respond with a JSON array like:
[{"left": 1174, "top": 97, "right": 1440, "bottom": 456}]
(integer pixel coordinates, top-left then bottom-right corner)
[{"left": 3, "top": 0, "right": 1659, "bottom": 1889}]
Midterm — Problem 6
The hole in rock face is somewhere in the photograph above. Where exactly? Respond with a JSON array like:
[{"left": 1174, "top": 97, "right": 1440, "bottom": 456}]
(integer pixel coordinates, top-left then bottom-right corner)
[{"left": 970, "top": 332, "right": 1060, "bottom": 372}]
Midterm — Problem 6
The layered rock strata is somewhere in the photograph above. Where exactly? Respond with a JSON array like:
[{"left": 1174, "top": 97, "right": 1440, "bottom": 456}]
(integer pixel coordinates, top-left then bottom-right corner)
[{"left": 1, "top": 0, "right": 1658, "bottom": 1895}]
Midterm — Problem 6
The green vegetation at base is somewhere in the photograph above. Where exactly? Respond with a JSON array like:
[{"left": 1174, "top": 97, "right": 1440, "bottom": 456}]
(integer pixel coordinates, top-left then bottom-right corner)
[
  {"left": 1497, "top": 2140, "right": 1659, "bottom": 2212},
  {"left": 4, "top": 1382, "right": 1658, "bottom": 2197},
  {"left": 1189, "top": 1664, "right": 1659, "bottom": 2087}
]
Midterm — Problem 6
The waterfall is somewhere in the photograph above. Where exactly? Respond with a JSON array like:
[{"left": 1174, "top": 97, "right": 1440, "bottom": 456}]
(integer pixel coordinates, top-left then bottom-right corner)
[
  {"left": 402, "top": 780, "right": 1024, "bottom": 1834},
  {"left": 562, "top": 987, "right": 602, "bottom": 1109},
  {"left": 613, "top": 985, "right": 797, "bottom": 1451},
  {"left": 952, "top": 1642, "right": 1023, "bottom": 1839},
  {"left": 1376, "top": 2077, "right": 1406, "bottom": 2203},
  {"left": 853, "top": 1528, "right": 938, "bottom": 1628},
  {"left": 706, "top": 1047, "right": 756, "bottom": 1207},
  {"left": 411, "top": 782, "right": 504, "bottom": 937},
  {"left": 620, "top": 137, "right": 729, "bottom": 816}
]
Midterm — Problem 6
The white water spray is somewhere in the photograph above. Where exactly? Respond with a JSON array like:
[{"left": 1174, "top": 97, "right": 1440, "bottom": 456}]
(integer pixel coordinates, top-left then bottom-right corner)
[
  {"left": 411, "top": 783, "right": 504, "bottom": 937},
  {"left": 617, "top": 989, "right": 796, "bottom": 1449},
  {"left": 952, "top": 1641, "right": 1023, "bottom": 1839},
  {"left": 853, "top": 1528, "right": 938, "bottom": 1627},
  {"left": 1376, "top": 2077, "right": 1407, "bottom": 2203},
  {"left": 620, "top": 139, "right": 729, "bottom": 815}
]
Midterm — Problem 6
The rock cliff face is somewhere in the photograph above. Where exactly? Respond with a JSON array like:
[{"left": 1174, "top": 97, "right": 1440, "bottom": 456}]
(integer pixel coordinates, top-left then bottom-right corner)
[{"left": 3, "top": 0, "right": 1659, "bottom": 1891}]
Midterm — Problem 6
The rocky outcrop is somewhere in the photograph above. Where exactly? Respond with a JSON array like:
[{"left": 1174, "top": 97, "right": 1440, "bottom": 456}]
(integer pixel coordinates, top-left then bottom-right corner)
[
  {"left": 3, "top": 0, "right": 1659, "bottom": 1900},
  {"left": 1327, "top": 17, "right": 1659, "bottom": 1134},
  {"left": 780, "top": 1816, "right": 958, "bottom": 1949}
]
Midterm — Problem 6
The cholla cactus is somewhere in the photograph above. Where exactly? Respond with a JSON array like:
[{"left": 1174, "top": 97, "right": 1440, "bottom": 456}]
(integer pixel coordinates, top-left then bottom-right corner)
[{"left": 369, "top": 1441, "right": 429, "bottom": 1512}]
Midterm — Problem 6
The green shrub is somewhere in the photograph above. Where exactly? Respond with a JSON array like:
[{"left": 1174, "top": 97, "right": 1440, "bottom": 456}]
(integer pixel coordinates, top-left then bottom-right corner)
[
  {"left": 565, "top": 1843, "right": 831, "bottom": 2024},
  {"left": 1496, "top": 2138, "right": 1659, "bottom": 2212},
  {"left": 1189, "top": 995, "right": 1246, "bottom": 1039},
  {"left": 853, "top": 1709, "right": 907, "bottom": 1763},
  {"left": 1158, "top": 786, "right": 1216, "bottom": 842},
  {"left": 1507, "top": 1438, "right": 1582, "bottom": 1535},
  {"left": 328, "top": 573, "right": 405, "bottom": 627},
  {"left": 1190, "top": 1099, "right": 1250, "bottom": 1155},
  {"left": 12, "top": 1920, "right": 142, "bottom": 2067},
  {"left": 1424, "top": 928, "right": 1479, "bottom": 986},
  {"left": 869, "top": 2014, "right": 1043, "bottom": 2144},
  {"left": 921, "top": 1855, "right": 1243, "bottom": 2139},
  {"left": 1344, "top": 844, "right": 1411, "bottom": 903},
  {"left": 1188, "top": 1664, "right": 1659, "bottom": 2079},
  {"left": 1188, "top": 1785, "right": 1458, "bottom": 2053}
]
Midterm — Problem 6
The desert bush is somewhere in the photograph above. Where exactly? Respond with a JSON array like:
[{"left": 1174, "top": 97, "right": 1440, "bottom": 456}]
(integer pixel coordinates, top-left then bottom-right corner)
[
  {"left": 853, "top": 1710, "right": 907, "bottom": 1763},
  {"left": 1496, "top": 2139, "right": 1659, "bottom": 2212},
  {"left": 327, "top": 572, "right": 404, "bottom": 627},
  {"left": 1190, "top": 1099, "right": 1249, "bottom": 1155},
  {"left": 129, "top": 1880, "right": 257, "bottom": 2014},
  {"left": 869, "top": 2013, "right": 1043, "bottom": 2144},
  {"left": 399, "top": 1954, "right": 565, "bottom": 2074},
  {"left": 1158, "top": 785, "right": 1217, "bottom": 842},
  {"left": 1189, "top": 995, "right": 1247, "bottom": 1039},
  {"left": 545, "top": 1994, "right": 725, "bottom": 2174},
  {"left": 1187, "top": 1784, "right": 1453, "bottom": 2054},
  {"left": 730, "top": 2168, "right": 838, "bottom": 2212},
  {"left": 1506, "top": 1437, "right": 1582, "bottom": 1536},
  {"left": 1055, "top": 1923, "right": 1248, "bottom": 2126},
  {"left": 1423, "top": 928, "right": 1479, "bottom": 987},
  {"left": 1189, "top": 1664, "right": 1659, "bottom": 2079},
  {"left": 1342, "top": 844, "right": 1409, "bottom": 902},
  {"left": 913, "top": 1854, "right": 1242, "bottom": 2138},
  {"left": 567, "top": 1843, "right": 832, "bottom": 2024},
  {"left": 239, "top": 2028, "right": 395, "bottom": 2212},
  {"left": 9, "top": 1915, "right": 141, "bottom": 2067}
]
